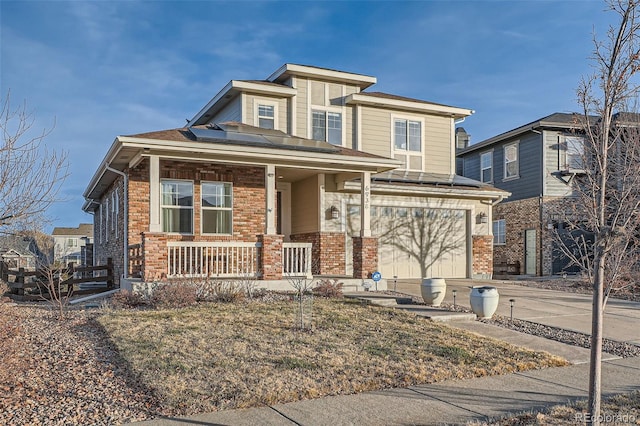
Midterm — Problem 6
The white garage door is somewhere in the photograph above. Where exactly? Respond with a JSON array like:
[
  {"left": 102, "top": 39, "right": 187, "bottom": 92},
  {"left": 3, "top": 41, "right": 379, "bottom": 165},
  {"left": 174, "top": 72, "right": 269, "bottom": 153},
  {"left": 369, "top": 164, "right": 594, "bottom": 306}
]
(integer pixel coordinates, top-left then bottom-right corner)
[{"left": 346, "top": 206, "right": 468, "bottom": 279}]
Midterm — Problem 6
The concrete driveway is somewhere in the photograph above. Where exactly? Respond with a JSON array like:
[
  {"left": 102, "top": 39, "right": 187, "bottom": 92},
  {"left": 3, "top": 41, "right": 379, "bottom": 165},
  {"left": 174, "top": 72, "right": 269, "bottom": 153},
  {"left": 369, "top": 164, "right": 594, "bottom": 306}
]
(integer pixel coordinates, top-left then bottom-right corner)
[{"left": 395, "top": 279, "right": 640, "bottom": 346}]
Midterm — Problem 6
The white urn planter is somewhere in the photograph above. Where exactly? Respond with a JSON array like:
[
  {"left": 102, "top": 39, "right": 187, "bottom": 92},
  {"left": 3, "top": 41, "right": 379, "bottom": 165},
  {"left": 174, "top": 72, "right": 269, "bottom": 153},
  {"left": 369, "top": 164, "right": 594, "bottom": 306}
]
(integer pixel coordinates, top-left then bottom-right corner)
[
  {"left": 469, "top": 286, "right": 500, "bottom": 319},
  {"left": 421, "top": 278, "right": 447, "bottom": 306}
]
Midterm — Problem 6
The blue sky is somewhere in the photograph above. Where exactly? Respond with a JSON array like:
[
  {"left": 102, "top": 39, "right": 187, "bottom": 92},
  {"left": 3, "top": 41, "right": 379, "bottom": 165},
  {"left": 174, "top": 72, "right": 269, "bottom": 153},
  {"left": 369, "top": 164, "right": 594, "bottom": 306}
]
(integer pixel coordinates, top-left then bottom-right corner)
[{"left": 1, "top": 0, "right": 613, "bottom": 231}]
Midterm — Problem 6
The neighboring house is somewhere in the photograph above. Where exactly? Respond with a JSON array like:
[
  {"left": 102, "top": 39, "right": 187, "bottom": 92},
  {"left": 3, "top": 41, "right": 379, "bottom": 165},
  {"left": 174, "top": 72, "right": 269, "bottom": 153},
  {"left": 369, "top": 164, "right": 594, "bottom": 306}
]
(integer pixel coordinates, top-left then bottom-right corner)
[
  {"left": 457, "top": 113, "right": 590, "bottom": 276},
  {"left": 0, "top": 235, "right": 41, "bottom": 269},
  {"left": 83, "top": 64, "right": 508, "bottom": 286},
  {"left": 52, "top": 224, "right": 94, "bottom": 266}
]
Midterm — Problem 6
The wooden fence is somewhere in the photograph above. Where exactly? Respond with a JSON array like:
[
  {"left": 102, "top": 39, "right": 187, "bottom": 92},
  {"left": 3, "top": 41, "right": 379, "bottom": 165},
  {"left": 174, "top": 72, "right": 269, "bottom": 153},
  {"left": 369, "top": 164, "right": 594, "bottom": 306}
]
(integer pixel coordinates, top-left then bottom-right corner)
[{"left": 0, "top": 258, "right": 114, "bottom": 301}]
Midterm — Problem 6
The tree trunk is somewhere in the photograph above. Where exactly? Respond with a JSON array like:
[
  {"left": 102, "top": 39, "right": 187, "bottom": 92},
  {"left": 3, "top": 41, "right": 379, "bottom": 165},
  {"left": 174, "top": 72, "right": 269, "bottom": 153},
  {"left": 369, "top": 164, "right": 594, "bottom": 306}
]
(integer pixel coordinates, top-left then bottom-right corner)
[{"left": 588, "top": 253, "right": 605, "bottom": 425}]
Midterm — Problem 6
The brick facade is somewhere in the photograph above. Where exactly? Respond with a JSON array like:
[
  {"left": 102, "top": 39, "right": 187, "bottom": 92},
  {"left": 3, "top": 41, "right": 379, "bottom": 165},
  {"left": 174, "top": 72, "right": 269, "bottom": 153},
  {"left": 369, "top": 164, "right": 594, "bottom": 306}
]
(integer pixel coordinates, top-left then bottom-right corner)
[
  {"left": 257, "top": 234, "right": 283, "bottom": 280},
  {"left": 93, "top": 175, "right": 125, "bottom": 283},
  {"left": 141, "top": 232, "right": 168, "bottom": 281},
  {"left": 290, "top": 232, "right": 345, "bottom": 275},
  {"left": 472, "top": 235, "right": 493, "bottom": 279},
  {"left": 352, "top": 236, "right": 378, "bottom": 279},
  {"left": 493, "top": 197, "right": 541, "bottom": 275}
]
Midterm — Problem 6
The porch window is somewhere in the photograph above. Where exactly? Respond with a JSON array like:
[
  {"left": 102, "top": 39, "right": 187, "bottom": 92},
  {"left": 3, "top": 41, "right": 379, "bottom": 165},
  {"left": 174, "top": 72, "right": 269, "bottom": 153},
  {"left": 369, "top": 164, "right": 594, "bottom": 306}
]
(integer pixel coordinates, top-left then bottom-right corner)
[
  {"left": 201, "top": 182, "right": 233, "bottom": 234},
  {"left": 480, "top": 151, "right": 492, "bottom": 183},
  {"left": 312, "top": 110, "right": 342, "bottom": 145},
  {"left": 493, "top": 219, "right": 506, "bottom": 245},
  {"left": 161, "top": 180, "right": 193, "bottom": 234},
  {"left": 504, "top": 143, "right": 519, "bottom": 180},
  {"left": 393, "top": 118, "right": 423, "bottom": 170},
  {"left": 257, "top": 104, "right": 275, "bottom": 130}
]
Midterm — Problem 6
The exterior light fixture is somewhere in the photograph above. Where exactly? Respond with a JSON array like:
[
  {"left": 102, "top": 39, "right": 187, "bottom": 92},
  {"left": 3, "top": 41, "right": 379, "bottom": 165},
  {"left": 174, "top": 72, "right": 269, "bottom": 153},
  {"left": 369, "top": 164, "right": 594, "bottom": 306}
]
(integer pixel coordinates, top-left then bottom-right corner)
[
  {"left": 509, "top": 298, "right": 516, "bottom": 321},
  {"left": 452, "top": 289, "right": 457, "bottom": 308},
  {"left": 330, "top": 205, "right": 340, "bottom": 220},
  {"left": 477, "top": 212, "right": 488, "bottom": 224}
]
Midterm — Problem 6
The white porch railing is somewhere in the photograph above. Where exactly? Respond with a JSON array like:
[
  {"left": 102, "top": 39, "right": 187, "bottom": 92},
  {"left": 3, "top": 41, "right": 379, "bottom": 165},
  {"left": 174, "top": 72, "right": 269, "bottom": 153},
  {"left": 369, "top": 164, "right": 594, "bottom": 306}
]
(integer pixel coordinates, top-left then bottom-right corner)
[
  {"left": 167, "top": 242, "right": 261, "bottom": 278},
  {"left": 283, "top": 242, "right": 313, "bottom": 278}
]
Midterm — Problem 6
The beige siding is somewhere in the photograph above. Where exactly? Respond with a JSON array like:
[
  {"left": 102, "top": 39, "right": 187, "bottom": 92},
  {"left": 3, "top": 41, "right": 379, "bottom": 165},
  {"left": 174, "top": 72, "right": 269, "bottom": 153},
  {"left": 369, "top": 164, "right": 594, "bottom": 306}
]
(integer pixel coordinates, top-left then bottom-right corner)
[
  {"left": 425, "top": 115, "right": 453, "bottom": 174},
  {"left": 360, "top": 106, "right": 392, "bottom": 157},
  {"left": 209, "top": 95, "right": 241, "bottom": 124},
  {"left": 291, "top": 175, "right": 319, "bottom": 234},
  {"left": 244, "top": 95, "right": 288, "bottom": 131},
  {"left": 296, "top": 77, "right": 308, "bottom": 138}
]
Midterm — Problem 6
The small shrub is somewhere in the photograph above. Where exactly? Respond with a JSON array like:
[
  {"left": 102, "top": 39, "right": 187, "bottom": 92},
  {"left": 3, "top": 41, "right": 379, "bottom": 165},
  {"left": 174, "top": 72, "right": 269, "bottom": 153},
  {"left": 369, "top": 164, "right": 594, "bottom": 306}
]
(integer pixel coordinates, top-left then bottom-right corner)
[
  {"left": 313, "top": 279, "right": 344, "bottom": 298},
  {"left": 195, "top": 280, "right": 244, "bottom": 303},
  {"left": 151, "top": 283, "right": 197, "bottom": 309},
  {"left": 109, "top": 290, "right": 146, "bottom": 308}
]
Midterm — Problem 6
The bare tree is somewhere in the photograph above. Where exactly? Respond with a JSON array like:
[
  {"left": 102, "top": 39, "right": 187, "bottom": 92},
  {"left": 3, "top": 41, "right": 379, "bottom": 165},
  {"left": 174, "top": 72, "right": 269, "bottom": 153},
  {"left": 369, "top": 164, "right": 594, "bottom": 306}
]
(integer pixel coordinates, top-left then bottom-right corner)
[
  {"left": 0, "top": 91, "right": 68, "bottom": 234},
  {"left": 549, "top": 2, "right": 640, "bottom": 423}
]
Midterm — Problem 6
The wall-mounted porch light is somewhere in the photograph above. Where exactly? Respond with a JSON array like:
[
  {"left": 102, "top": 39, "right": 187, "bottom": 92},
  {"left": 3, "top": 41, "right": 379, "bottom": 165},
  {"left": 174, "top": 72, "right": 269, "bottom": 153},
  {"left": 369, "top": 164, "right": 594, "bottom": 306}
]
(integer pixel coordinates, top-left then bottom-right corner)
[
  {"left": 476, "top": 212, "right": 488, "bottom": 224},
  {"left": 330, "top": 205, "right": 340, "bottom": 220}
]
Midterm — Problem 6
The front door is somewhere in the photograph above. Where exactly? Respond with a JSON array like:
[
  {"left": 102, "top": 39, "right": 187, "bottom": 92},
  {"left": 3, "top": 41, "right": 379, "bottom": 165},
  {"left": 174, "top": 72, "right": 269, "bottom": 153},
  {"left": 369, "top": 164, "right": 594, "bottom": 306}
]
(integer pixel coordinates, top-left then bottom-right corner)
[{"left": 524, "top": 229, "right": 537, "bottom": 275}]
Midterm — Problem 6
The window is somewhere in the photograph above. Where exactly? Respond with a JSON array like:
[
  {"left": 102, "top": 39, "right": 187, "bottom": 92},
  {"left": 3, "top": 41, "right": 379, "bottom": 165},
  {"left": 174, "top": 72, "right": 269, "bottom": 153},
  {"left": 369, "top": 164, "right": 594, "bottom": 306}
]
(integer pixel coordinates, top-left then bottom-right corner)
[
  {"left": 201, "top": 182, "right": 233, "bottom": 234},
  {"left": 257, "top": 104, "right": 275, "bottom": 129},
  {"left": 312, "top": 110, "right": 342, "bottom": 145},
  {"left": 67, "top": 238, "right": 78, "bottom": 247},
  {"left": 161, "top": 180, "right": 193, "bottom": 233},
  {"left": 504, "top": 143, "right": 519, "bottom": 179},
  {"left": 393, "top": 118, "right": 423, "bottom": 170},
  {"left": 560, "top": 136, "right": 584, "bottom": 170},
  {"left": 493, "top": 219, "right": 506, "bottom": 245},
  {"left": 480, "top": 151, "right": 493, "bottom": 183}
]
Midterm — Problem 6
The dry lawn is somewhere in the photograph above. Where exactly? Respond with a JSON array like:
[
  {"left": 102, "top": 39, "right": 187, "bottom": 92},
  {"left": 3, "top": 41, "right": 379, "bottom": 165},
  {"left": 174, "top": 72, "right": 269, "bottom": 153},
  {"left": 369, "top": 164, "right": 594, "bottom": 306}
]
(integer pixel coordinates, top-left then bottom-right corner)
[{"left": 98, "top": 298, "right": 568, "bottom": 415}]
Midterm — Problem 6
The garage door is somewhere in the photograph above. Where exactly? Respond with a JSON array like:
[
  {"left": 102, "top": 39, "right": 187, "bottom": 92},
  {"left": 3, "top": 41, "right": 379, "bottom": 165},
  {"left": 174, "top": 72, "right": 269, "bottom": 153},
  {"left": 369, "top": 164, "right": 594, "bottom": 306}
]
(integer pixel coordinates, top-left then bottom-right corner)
[{"left": 346, "top": 206, "right": 468, "bottom": 279}]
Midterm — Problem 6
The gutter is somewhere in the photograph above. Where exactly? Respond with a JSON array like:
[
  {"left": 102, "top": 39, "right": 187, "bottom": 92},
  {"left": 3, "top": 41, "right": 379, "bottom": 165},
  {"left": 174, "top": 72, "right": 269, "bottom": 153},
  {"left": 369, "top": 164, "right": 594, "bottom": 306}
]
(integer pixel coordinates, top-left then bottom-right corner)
[{"left": 105, "top": 164, "right": 129, "bottom": 280}]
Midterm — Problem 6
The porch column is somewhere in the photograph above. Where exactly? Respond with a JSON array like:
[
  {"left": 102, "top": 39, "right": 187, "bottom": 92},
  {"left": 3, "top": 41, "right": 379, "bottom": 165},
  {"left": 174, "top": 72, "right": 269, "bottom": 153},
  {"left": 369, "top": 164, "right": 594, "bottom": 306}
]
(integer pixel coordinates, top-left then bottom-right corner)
[
  {"left": 360, "top": 171, "right": 371, "bottom": 237},
  {"left": 265, "top": 164, "right": 277, "bottom": 235},
  {"left": 149, "top": 155, "right": 161, "bottom": 233}
]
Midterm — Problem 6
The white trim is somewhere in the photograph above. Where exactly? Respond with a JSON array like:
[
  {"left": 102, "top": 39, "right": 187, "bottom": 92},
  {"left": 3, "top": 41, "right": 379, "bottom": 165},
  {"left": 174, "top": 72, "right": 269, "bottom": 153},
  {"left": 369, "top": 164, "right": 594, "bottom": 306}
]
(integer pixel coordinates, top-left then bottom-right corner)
[
  {"left": 480, "top": 150, "right": 493, "bottom": 183},
  {"left": 160, "top": 179, "right": 195, "bottom": 235},
  {"left": 254, "top": 100, "right": 279, "bottom": 130},
  {"left": 240, "top": 92, "right": 246, "bottom": 123},
  {"left": 503, "top": 141, "right": 520, "bottom": 181},
  {"left": 391, "top": 114, "right": 425, "bottom": 171},
  {"left": 290, "top": 76, "right": 297, "bottom": 135},
  {"left": 355, "top": 104, "right": 362, "bottom": 151},
  {"left": 346, "top": 93, "right": 473, "bottom": 119},
  {"left": 201, "top": 181, "right": 234, "bottom": 236},
  {"left": 318, "top": 173, "right": 326, "bottom": 232},
  {"left": 265, "top": 165, "right": 276, "bottom": 235},
  {"left": 360, "top": 171, "right": 371, "bottom": 237},
  {"left": 339, "top": 180, "right": 508, "bottom": 199},
  {"left": 149, "top": 155, "right": 161, "bottom": 232}
]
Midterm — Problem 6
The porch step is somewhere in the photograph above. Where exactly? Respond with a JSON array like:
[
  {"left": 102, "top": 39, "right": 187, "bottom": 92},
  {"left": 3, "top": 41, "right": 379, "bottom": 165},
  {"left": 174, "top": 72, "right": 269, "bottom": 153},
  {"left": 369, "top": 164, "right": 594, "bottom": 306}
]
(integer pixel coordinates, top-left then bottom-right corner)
[{"left": 344, "top": 292, "right": 413, "bottom": 305}]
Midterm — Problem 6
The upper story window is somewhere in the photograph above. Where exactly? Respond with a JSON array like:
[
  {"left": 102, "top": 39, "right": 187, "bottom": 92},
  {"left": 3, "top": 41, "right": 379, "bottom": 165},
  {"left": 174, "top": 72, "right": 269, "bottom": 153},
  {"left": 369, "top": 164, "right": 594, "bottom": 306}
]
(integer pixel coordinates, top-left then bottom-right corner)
[
  {"left": 67, "top": 238, "right": 78, "bottom": 248},
  {"left": 257, "top": 104, "right": 275, "bottom": 129},
  {"left": 560, "top": 136, "right": 584, "bottom": 170},
  {"left": 161, "top": 180, "right": 193, "bottom": 234},
  {"left": 312, "top": 110, "right": 342, "bottom": 145},
  {"left": 480, "top": 151, "right": 493, "bottom": 183},
  {"left": 393, "top": 118, "right": 423, "bottom": 170},
  {"left": 493, "top": 219, "right": 506, "bottom": 245},
  {"left": 201, "top": 182, "right": 233, "bottom": 234},
  {"left": 504, "top": 142, "right": 519, "bottom": 180}
]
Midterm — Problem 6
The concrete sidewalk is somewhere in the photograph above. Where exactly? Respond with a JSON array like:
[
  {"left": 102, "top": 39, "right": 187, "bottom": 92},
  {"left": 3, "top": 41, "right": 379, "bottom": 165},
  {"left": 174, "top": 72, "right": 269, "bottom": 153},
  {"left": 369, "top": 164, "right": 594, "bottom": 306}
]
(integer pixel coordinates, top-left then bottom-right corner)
[{"left": 135, "top": 357, "right": 640, "bottom": 425}]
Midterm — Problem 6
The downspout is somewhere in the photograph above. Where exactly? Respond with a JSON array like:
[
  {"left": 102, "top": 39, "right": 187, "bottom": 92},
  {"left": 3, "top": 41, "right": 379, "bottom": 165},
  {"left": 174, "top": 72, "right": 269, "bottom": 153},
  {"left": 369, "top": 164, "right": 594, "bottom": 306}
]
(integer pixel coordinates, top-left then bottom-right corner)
[{"left": 105, "top": 165, "right": 129, "bottom": 280}]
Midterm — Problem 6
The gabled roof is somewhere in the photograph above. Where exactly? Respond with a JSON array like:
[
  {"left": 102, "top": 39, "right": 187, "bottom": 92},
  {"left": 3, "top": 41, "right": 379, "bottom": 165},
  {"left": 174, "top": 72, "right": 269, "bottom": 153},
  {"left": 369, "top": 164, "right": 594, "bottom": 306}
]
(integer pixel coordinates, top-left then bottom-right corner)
[
  {"left": 457, "top": 112, "right": 584, "bottom": 155},
  {"left": 0, "top": 235, "right": 37, "bottom": 257}
]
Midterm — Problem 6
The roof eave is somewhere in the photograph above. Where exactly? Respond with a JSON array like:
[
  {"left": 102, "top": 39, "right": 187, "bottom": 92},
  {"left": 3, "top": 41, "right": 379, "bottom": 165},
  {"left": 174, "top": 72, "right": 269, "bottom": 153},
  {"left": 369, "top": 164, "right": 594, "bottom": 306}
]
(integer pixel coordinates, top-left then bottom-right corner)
[
  {"left": 345, "top": 93, "right": 474, "bottom": 119},
  {"left": 267, "top": 64, "right": 377, "bottom": 89}
]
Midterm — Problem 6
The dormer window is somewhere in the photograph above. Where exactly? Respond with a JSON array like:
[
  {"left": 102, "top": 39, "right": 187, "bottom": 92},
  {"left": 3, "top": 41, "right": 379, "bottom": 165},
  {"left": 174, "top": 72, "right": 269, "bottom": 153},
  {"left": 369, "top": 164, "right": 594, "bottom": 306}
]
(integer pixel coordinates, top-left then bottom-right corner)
[
  {"left": 312, "top": 110, "right": 342, "bottom": 145},
  {"left": 257, "top": 104, "right": 276, "bottom": 129}
]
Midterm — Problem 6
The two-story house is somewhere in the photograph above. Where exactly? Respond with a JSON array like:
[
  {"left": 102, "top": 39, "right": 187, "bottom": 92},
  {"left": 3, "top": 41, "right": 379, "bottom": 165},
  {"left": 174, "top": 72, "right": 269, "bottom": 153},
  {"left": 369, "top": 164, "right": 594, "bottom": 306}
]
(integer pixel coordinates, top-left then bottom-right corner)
[
  {"left": 457, "top": 113, "right": 589, "bottom": 276},
  {"left": 83, "top": 64, "right": 507, "bottom": 287},
  {"left": 52, "top": 223, "right": 94, "bottom": 266}
]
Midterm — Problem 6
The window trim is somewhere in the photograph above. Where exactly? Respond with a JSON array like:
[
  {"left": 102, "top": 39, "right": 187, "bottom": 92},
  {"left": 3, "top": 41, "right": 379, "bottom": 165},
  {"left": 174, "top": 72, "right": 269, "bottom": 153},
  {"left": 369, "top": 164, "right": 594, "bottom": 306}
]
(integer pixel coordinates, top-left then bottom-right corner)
[
  {"left": 480, "top": 150, "right": 493, "bottom": 183},
  {"left": 254, "top": 101, "right": 278, "bottom": 130},
  {"left": 311, "top": 108, "right": 344, "bottom": 146},
  {"left": 559, "top": 135, "right": 585, "bottom": 171},
  {"left": 201, "top": 181, "right": 234, "bottom": 235},
  {"left": 503, "top": 141, "right": 520, "bottom": 181},
  {"left": 391, "top": 115, "right": 425, "bottom": 171},
  {"left": 161, "top": 179, "right": 194, "bottom": 235},
  {"left": 493, "top": 219, "right": 506, "bottom": 245}
]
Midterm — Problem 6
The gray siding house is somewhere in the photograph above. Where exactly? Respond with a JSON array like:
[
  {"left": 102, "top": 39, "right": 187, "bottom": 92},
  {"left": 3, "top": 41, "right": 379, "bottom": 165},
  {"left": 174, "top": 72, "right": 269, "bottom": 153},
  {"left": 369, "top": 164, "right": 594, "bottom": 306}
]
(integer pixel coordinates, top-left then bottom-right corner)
[{"left": 457, "top": 113, "right": 585, "bottom": 276}]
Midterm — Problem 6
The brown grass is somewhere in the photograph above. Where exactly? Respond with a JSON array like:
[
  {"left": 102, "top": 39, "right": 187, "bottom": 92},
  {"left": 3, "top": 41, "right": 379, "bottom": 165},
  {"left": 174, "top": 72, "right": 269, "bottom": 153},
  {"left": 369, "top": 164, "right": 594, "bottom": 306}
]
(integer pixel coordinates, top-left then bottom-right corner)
[
  {"left": 98, "top": 298, "right": 568, "bottom": 415},
  {"left": 471, "top": 391, "right": 640, "bottom": 425}
]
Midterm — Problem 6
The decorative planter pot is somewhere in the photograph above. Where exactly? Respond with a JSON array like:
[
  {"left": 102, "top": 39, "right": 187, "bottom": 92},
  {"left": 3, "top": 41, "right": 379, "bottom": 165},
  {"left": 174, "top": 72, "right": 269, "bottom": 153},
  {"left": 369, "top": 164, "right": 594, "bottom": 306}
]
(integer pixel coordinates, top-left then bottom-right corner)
[
  {"left": 421, "top": 278, "right": 447, "bottom": 306},
  {"left": 469, "top": 286, "right": 500, "bottom": 319}
]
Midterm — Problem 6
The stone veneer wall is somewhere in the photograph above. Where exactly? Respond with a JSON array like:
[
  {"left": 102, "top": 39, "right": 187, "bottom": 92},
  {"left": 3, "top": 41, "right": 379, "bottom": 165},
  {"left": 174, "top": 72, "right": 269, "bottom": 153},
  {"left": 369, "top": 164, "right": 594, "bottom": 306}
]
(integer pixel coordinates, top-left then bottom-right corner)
[
  {"left": 290, "top": 232, "right": 345, "bottom": 275},
  {"left": 352, "top": 237, "right": 378, "bottom": 279}
]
